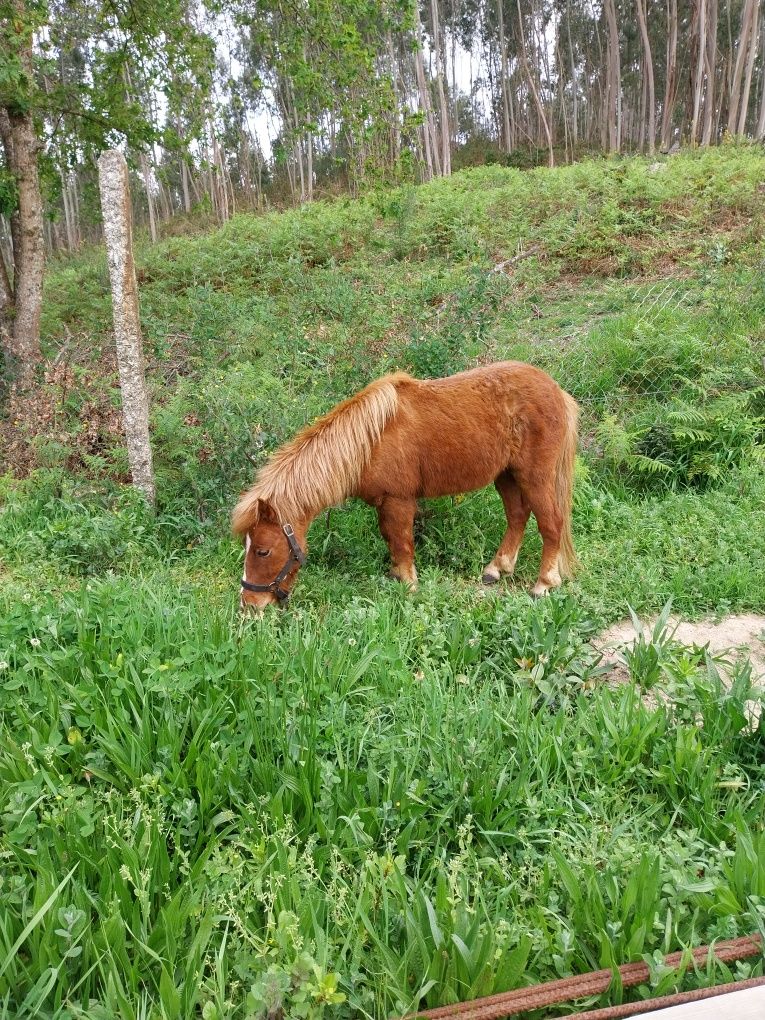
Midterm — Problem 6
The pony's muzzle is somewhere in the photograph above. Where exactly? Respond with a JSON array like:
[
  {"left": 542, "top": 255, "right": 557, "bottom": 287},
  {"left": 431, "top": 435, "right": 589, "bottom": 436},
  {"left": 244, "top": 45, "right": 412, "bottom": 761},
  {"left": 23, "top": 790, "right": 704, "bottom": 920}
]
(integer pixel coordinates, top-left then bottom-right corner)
[{"left": 240, "top": 592, "right": 274, "bottom": 615}]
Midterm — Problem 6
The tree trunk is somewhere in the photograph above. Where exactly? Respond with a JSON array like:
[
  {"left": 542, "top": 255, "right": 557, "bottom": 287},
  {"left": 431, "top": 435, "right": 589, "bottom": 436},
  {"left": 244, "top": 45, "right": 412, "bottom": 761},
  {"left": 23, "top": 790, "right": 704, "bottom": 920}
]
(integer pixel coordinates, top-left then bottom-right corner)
[
  {"left": 97, "top": 150, "right": 155, "bottom": 506},
  {"left": 176, "top": 117, "right": 193, "bottom": 215},
  {"left": 635, "top": 0, "right": 656, "bottom": 153},
  {"left": 414, "top": 4, "right": 439, "bottom": 178},
  {"left": 450, "top": 0, "right": 459, "bottom": 146},
  {"left": 737, "top": 0, "right": 761, "bottom": 133},
  {"left": 181, "top": 157, "right": 192, "bottom": 214},
  {"left": 691, "top": 0, "right": 708, "bottom": 142},
  {"left": 661, "top": 0, "right": 679, "bottom": 149},
  {"left": 386, "top": 30, "right": 402, "bottom": 163},
  {"left": 0, "top": 102, "right": 44, "bottom": 389},
  {"left": 70, "top": 174, "right": 81, "bottom": 247},
  {"left": 430, "top": 0, "right": 451, "bottom": 174},
  {"left": 218, "top": 137, "right": 236, "bottom": 215},
  {"left": 757, "top": 18, "right": 765, "bottom": 136},
  {"left": 638, "top": 65, "right": 647, "bottom": 150},
  {"left": 566, "top": 0, "right": 579, "bottom": 147},
  {"left": 60, "top": 169, "right": 75, "bottom": 251},
  {"left": 603, "top": 0, "right": 621, "bottom": 153},
  {"left": 157, "top": 175, "right": 173, "bottom": 222},
  {"left": 497, "top": 0, "right": 513, "bottom": 152},
  {"left": 189, "top": 165, "right": 202, "bottom": 206},
  {"left": 516, "top": 0, "right": 554, "bottom": 165},
  {"left": 728, "top": 0, "right": 757, "bottom": 133},
  {"left": 534, "top": 0, "right": 555, "bottom": 149},
  {"left": 139, "top": 153, "right": 158, "bottom": 243},
  {"left": 0, "top": 229, "right": 13, "bottom": 361},
  {"left": 701, "top": 0, "right": 719, "bottom": 145},
  {"left": 239, "top": 127, "right": 252, "bottom": 202}
]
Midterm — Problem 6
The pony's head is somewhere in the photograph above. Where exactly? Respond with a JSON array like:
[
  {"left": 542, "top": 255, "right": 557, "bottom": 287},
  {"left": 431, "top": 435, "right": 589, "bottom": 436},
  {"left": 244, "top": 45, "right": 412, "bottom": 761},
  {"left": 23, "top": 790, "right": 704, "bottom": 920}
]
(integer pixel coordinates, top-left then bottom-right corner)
[{"left": 233, "top": 496, "right": 308, "bottom": 611}]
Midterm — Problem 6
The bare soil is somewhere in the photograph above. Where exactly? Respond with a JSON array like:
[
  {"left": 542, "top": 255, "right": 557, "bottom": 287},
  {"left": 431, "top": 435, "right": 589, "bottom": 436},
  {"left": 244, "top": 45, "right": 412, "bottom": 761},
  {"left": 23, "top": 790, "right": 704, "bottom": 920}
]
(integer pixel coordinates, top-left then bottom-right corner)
[{"left": 594, "top": 613, "right": 765, "bottom": 726}]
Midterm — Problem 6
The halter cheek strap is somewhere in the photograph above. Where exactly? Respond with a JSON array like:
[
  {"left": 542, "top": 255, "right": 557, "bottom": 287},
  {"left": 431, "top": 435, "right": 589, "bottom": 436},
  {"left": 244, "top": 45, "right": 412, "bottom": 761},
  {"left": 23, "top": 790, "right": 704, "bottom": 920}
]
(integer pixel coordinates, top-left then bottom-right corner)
[{"left": 241, "top": 523, "right": 306, "bottom": 604}]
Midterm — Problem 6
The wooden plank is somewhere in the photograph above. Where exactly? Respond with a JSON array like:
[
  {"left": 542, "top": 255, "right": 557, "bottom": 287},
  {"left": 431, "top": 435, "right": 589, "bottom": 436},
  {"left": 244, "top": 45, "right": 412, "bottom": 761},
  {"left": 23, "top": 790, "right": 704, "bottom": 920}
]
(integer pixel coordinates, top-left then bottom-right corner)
[{"left": 633, "top": 985, "right": 765, "bottom": 1018}]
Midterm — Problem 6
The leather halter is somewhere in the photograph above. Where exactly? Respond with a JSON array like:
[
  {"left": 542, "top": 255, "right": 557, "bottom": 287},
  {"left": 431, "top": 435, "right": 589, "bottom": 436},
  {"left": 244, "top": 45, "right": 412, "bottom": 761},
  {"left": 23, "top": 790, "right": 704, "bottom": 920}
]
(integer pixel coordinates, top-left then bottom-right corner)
[{"left": 241, "top": 523, "right": 306, "bottom": 604}]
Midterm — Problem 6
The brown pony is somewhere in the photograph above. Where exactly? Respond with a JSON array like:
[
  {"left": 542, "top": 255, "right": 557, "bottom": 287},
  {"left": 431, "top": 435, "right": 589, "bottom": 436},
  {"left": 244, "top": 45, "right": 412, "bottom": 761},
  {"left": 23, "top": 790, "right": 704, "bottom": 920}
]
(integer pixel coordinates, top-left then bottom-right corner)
[{"left": 232, "top": 361, "right": 579, "bottom": 609}]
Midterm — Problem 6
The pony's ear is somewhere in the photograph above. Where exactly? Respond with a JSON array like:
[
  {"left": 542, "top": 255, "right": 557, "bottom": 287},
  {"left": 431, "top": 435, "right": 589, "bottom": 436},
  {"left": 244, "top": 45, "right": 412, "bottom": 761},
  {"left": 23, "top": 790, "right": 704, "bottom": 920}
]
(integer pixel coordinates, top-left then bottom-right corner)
[
  {"left": 232, "top": 490, "right": 264, "bottom": 535},
  {"left": 258, "top": 498, "right": 278, "bottom": 524}
]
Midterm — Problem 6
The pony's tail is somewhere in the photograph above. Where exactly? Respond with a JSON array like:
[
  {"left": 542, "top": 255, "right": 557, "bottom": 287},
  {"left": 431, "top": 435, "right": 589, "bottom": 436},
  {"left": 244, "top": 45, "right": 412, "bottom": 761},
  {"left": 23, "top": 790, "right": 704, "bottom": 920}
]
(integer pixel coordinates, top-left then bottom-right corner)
[{"left": 555, "top": 391, "right": 579, "bottom": 578}]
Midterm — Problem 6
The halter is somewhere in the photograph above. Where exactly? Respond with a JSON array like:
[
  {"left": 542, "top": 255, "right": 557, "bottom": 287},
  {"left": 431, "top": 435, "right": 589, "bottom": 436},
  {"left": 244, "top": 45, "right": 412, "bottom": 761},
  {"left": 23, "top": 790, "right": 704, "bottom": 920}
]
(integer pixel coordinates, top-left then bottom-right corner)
[{"left": 241, "top": 523, "right": 306, "bottom": 604}]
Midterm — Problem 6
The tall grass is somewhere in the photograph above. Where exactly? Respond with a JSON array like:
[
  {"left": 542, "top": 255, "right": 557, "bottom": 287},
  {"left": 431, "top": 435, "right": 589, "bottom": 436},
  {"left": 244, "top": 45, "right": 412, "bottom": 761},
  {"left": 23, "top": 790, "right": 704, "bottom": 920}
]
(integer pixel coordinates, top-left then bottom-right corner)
[{"left": 1, "top": 581, "right": 763, "bottom": 1017}]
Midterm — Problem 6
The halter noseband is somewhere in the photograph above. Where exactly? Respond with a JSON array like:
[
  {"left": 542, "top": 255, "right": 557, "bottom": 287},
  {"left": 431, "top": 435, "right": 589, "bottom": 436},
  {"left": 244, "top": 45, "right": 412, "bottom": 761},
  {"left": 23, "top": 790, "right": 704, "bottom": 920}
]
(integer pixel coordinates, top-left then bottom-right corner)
[{"left": 241, "top": 523, "right": 306, "bottom": 604}]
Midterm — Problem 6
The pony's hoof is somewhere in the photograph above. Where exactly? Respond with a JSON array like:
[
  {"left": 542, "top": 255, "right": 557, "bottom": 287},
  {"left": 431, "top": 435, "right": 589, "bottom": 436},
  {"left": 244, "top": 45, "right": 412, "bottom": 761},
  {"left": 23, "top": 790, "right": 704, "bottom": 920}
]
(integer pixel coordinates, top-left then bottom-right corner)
[
  {"left": 482, "top": 571, "right": 500, "bottom": 586},
  {"left": 530, "top": 584, "right": 550, "bottom": 598},
  {"left": 389, "top": 568, "right": 418, "bottom": 591}
]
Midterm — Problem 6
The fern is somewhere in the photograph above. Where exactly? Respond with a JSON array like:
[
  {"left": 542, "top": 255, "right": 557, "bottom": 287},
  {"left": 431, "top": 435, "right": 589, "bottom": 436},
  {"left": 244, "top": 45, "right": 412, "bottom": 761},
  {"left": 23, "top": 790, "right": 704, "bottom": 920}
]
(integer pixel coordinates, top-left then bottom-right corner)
[
  {"left": 594, "top": 378, "right": 764, "bottom": 491},
  {"left": 630, "top": 453, "right": 673, "bottom": 475}
]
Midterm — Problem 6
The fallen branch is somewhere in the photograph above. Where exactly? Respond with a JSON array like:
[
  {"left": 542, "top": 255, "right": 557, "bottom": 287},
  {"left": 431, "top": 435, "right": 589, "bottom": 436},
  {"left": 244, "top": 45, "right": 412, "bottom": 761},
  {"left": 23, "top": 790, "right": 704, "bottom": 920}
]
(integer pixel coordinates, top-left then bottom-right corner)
[{"left": 491, "top": 244, "right": 542, "bottom": 274}]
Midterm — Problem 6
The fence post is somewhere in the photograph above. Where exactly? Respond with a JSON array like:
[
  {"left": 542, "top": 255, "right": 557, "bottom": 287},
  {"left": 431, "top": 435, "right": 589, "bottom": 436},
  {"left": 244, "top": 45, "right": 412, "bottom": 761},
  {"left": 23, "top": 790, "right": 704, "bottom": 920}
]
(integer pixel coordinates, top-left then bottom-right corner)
[{"left": 97, "top": 149, "right": 156, "bottom": 506}]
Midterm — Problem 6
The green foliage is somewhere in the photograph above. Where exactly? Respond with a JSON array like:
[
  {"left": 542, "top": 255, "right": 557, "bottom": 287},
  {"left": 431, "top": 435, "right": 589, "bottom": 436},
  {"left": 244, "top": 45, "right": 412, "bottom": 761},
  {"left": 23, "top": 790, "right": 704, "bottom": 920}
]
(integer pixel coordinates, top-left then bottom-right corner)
[
  {"left": 244, "top": 913, "right": 346, "bottom": 1020},
  {"left": 1, "top": 0, "right": 216, "bottom": 214},
  {"left": 2, "top": 147, "right": 765, "bottom": 1018}
]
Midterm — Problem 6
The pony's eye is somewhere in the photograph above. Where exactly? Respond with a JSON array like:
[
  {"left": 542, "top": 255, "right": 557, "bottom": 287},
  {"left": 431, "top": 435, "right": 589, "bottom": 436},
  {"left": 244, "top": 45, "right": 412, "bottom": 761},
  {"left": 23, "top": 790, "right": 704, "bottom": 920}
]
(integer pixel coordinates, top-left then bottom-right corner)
[{"left": 256, "top": 549, "right": 271, "bottom": 557}]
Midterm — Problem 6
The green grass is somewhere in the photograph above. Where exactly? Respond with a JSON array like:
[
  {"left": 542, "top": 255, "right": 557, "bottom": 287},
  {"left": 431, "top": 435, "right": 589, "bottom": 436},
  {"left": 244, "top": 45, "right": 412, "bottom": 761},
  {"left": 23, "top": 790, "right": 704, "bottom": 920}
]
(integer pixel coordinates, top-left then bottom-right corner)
[{"left": 1, "top": 145, "right": 765, "bottom": 1018}]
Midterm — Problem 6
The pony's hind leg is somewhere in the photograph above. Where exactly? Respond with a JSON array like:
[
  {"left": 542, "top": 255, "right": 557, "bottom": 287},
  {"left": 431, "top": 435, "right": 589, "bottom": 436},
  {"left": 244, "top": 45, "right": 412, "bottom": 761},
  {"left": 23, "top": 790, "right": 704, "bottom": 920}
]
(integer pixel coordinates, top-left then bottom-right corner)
[
  {"left": 377, "top": 496, "right": 418, "bottom": 589},
  {"left": 520, "top": 478, "right": 564, "bottom": 597},
  {"left": 482, "top": 472, "right": 531, "bottom": 585}
]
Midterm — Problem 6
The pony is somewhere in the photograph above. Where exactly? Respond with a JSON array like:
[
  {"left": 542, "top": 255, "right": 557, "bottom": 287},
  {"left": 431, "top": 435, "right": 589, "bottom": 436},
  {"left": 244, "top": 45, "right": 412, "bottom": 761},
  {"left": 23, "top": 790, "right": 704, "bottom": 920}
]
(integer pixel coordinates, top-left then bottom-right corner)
[{"left": 232, "top": 361, "right": 579, "bottom": 609}]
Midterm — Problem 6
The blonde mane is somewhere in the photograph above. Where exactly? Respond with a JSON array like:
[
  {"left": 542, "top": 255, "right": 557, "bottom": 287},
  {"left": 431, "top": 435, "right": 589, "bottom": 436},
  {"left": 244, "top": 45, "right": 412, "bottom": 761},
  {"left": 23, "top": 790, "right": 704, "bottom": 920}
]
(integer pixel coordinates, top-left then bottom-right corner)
[{"left": 232, "top": 372, "right": 409, "bottom": 533}]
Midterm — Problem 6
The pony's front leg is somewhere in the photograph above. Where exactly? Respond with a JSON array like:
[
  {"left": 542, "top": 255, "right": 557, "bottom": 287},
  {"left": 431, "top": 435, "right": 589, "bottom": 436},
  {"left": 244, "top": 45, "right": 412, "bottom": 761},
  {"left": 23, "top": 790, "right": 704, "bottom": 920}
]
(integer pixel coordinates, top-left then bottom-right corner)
[{"left": 376, "top": 497, "right": 418, "bottom": 590}]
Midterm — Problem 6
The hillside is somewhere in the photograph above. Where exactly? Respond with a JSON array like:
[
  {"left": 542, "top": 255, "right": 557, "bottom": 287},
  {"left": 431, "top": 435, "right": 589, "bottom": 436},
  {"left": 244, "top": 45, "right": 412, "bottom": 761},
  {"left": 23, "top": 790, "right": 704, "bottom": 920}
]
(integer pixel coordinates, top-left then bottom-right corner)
[{"left": 1, "top": 147, "right": 764, "bottom": 1018}]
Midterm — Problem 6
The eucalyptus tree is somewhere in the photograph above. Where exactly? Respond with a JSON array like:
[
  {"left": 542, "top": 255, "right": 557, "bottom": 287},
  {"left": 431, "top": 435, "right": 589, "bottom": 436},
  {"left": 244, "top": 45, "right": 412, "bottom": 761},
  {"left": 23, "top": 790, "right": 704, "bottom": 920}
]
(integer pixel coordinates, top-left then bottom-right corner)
[{"left": 0, "top": 0, "right": 215, "bottom": 390}]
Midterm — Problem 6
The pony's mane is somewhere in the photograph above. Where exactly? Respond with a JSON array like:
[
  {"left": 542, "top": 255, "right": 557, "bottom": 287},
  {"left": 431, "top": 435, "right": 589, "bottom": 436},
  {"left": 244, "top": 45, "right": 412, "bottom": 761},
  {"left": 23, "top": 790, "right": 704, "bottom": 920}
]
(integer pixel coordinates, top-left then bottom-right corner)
[{"left": 232, "top": 372, "right": 410, "bottom": 533}]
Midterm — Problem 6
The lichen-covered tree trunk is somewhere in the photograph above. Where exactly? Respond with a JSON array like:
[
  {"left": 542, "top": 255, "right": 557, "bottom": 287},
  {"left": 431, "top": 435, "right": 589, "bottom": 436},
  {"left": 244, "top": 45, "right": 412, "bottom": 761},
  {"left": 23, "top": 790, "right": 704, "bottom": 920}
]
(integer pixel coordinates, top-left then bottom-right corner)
[
  {"left": 97, "top": 150, "right": 156, "bottom": 506},
  {"left": 7, "top": 117, "right": 44, "bottom": 389}
]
